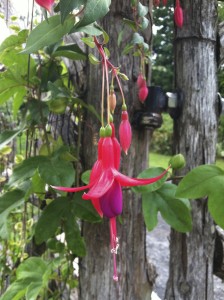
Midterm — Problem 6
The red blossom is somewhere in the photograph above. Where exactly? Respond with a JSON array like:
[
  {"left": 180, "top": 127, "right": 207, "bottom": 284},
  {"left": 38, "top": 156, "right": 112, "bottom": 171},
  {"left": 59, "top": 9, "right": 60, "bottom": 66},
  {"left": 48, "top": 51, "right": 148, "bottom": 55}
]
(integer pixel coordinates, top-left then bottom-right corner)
[
  {"left": 119, "top": 110, "right": 132, "bottom": 155},
  {"left": 35, "top": 0, "right": 54, "bottom": 12},
  {"left": 138, "top": 86, "right": 148, "bottom": 103},
  {"left": 174, "top": 0, "right": 184, "bottom": 28}
]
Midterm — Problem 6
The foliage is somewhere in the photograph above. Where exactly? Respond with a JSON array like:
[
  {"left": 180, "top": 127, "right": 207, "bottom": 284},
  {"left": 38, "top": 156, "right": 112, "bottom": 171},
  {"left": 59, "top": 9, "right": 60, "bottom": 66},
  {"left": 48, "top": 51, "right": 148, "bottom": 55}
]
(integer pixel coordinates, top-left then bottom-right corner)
[
  {"left": 0, "top": 0, "right": 222, "bottom": 298},
  {"left": 151, "top": 5, "right": 174, "bottom": 91}
]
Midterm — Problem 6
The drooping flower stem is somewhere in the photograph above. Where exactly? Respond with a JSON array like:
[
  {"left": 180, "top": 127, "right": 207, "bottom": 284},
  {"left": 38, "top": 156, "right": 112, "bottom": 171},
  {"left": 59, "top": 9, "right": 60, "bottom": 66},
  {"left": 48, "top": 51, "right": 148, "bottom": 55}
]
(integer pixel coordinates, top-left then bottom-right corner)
[
  {"left": 101, "top": 63, "right": 105, "bottom": 127},
  {"left": 104, "top": 54, "right": 110, "bottom": 125},
  {"left": 110, "top": 217, "right": 119, "bottom": 281},
  {"left": 94, "top": 36, "right": 127, "bottom": 109}
]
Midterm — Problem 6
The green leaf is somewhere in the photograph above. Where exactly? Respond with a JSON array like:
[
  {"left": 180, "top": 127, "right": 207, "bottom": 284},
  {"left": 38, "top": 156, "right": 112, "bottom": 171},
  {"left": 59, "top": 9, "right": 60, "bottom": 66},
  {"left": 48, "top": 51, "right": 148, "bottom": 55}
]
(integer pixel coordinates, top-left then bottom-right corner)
[
  {"left": 132, "top": 167, "right": 168, "bottom": 194},
  {"left": 0, "top": 279, "right": 30, "bottom": 300},
  {"left": 73, "top": 23, "right": 103, "bottom": 35},
  {"left": 81, "top": 170, "right": 90, "bottom": 184},
  {"left": 138, "top": 2, "right": 148, "bottom": 17},
  {"left": 8, "top": 156, "right": 47, "bottom": 188},
  {"left": 176, "top": 165, "right": 224, "bottom": 199},
  {"left": 52, "top": 43, "right": 86, "bottom": 60},
  {"left": 176, "top": 164, "right": 224, "bottom": 228},
  {"left": 122, "top": 18, "right": 137, "bottom": 31},
  {"left": 13, "top": 87, "right": 27, "bottom": 118},
  {"left": 132, "top": 32, "right": 144, "bottom": 44},
  {"left": 60, "top": 0, "right": 84, "bottom": 24},
  {"left": 122, "top": 43, "right": 134, "bottom": 55},
  {"left": 0, "top": 30, "right": 28, "bottom": 52},
  {"left": 35, "top": 197, "right": 69, "bottom": 244},
  {"left": 0, "top": 189, "right": 25, "bottom": 239},
  {"left": 143, "top": 184, "right": 192, "bottom": 232},
  {"left": 38, "top": 157, "right": 75, "bottom": 187},
  {"left": 72, "top": 192, "right": 102, "bottom": 222},
  {"left": 17, "top": 257, "right": 47, "bottom": 280},
  {"left": 22, "top": 15, "right": 75, "bottom": 54},
  {"left": 88, "top": 53, "right": 100, "bottom": 65},
  {"left": 25, "top": 282, "right": 43, "bottom": 300},
  {"left": 141, "top": 16, "right": 149, "bottom": 30},
  {"left": 74, "top": 0, "right": 111, "bottom": 28},
  {"left": 63, "top": 213, "right": 86, "bottom": 256},
  {"left": 0, "top": 129, "right": 23, "bottom": 150},
  {"left": 81, "top": 36, "right": 95, "bottom": 48}
]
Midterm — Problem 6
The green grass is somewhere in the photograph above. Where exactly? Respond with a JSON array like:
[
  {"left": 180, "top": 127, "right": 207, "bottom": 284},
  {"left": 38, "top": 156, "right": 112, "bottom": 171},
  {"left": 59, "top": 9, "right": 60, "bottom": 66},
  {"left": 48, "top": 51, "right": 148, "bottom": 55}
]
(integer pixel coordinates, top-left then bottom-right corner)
[{"left": 150, "top": 152, "right": 224, "bottom": 170}]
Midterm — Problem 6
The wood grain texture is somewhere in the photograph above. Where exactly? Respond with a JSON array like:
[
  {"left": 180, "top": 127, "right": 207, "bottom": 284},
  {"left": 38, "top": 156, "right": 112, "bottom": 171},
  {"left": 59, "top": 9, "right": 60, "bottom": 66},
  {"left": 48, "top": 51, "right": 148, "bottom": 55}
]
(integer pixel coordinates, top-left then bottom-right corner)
[{"left": 165, "top": 1, "right": 218, "bottom": 299}]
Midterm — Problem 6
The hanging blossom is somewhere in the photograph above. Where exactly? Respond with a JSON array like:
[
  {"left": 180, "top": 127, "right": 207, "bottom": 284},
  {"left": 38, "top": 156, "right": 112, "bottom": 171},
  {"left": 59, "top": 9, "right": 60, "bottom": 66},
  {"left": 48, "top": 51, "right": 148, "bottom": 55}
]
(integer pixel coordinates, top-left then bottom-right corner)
[
  {"left": 52, "top": 124, "right": 169, "bottom": 281},
  {"left": 35, "top": 0, "right": 54, "bottom": 13}
]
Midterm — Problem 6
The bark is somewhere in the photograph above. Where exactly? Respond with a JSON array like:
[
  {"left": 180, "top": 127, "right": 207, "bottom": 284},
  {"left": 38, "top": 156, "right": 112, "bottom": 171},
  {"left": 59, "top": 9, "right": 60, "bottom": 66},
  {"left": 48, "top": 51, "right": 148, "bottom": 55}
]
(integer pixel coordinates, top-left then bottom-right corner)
[
  {"left": 79, "top": 1, "right": 156, "bottom": 299},
  {"left": 165, "top": 1, "right": 218, "bottom": 299}
]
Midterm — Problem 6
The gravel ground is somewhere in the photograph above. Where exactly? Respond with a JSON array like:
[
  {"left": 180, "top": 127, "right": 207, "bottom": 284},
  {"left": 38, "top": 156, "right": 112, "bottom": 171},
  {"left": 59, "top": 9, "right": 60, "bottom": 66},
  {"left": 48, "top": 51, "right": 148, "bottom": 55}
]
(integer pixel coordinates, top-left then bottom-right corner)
[{"left": 146, "top": 215, "right": 224, "bottom": 300}]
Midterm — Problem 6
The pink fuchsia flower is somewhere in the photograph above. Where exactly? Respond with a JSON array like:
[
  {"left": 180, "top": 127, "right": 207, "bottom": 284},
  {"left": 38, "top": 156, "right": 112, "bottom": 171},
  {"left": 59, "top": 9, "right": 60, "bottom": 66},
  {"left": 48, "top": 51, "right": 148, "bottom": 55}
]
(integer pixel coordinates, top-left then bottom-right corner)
[
  {"left": 174, "top": 0, "right": 183, "bottom": 28},
  {"left": 35, "top": 0, "right": 54, "bottom": 13},
  {"left": 119, "top": 106, "right": 132, "bottom": 155},
  {"left": 52, "top": 128, "right": 169, "bottom": 281},
  {"left": 162, "top": 0, "right": 168, "bottom": 5},
  {"left": 137, "top": 74, "right": 146, "bottom": 89},
  {"left": 138, "top": 85, "right": 148, "bottom": 103}
]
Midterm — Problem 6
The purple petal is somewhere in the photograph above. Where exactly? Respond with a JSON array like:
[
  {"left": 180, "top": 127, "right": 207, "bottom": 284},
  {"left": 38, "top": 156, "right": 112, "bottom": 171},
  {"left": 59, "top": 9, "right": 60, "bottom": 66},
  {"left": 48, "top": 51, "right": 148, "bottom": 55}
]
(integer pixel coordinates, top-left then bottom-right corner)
[{"left": 100, "top": 181, "right": 122, "bottom": 218}]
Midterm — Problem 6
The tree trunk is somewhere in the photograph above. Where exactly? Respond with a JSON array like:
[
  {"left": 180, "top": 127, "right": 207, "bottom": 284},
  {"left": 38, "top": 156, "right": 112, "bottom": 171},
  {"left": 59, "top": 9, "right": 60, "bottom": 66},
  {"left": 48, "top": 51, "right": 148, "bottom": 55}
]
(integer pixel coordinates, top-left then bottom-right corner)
[
  {"left": 165, "top": 1, "right": 218, "bottom": 299},
  {"left": 79, "top": 1, "right": 156, "bottom": 299}
]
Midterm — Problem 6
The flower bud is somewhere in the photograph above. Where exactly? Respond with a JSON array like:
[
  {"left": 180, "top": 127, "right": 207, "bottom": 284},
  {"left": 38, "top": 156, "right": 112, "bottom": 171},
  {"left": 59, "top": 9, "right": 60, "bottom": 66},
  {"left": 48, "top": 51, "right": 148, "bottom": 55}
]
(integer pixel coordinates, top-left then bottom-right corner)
[
  {"left": 35, "top": 0, "right": 54, "bottom": 12},
  {"left": 138, "top": 86, "right": 148, "bottom": 103},
  {"left": 105, "top": 124, "right": 112, "bottom": 137},
  {"left": 174, "top": 0, "right": 183, "bottom": 28},
  {"left": 137, "top": 74, "right": 146, "bottom": 88},
  {"left": 162, "top": 0, "right": 168, "bottom": 5},
  {"left": 109, "top": 90, "right": 117, "bottom": 113},
  {"left": 169, "top": 154, "right": 186, "bottom": 170},
  {"left": 119, "top": 110, "right": 132, "bottom": 154}
]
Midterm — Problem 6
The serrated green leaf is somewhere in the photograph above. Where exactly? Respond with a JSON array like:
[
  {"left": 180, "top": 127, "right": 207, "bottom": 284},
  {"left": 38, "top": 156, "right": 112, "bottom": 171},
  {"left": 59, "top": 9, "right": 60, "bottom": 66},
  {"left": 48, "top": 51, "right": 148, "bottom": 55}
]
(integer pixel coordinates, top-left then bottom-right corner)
[
  {"left": 22, "top": 15, "right": 75, "bottom": 54},
  {"left": 132, "top": 167, "right": 168, "bottom": 194},
  {"left": 143, "top": 184, "right": 192, "bottom": 232},
  {"left": 52, "top": 43, "right": 86, "bottom": 60},
  {"left": 72, "top": 192, "right": 102, "bottom": 222},
  {"left": 88, "top": 53, "right": 100, "bottom": 65},
  {"left": 138, "top": 2, "right": 148, "bottom": 17},
  {"left": 35, "top": 197, "right": 69, "bottom": 244},
  {"left": 38, "top": 158, "right": 75, "bottom": 187},
  {"left": 74, "top": 0, "right": 111, "bottom": 29},
  {"left": 60, "top": 0, "right": 83, "bottom": 24},
  {"left": 0, "top": 129, "right": 23, "bottom": 150}
]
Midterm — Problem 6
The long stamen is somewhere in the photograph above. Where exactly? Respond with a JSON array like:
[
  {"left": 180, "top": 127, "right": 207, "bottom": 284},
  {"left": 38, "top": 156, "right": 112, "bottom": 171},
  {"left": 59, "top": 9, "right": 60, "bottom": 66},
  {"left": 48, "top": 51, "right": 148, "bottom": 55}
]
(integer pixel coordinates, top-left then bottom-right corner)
[{"left": 110, "top": 217, "right": 119, "bottom": 281}]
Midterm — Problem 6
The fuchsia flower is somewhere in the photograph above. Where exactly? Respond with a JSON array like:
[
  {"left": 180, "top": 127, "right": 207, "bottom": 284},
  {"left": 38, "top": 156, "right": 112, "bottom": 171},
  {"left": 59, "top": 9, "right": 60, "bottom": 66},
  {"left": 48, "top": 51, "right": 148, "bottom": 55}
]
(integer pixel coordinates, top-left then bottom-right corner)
[
  {"left": 35, "top": 0, "right": 54, "bottom": 13},
  {"left": 162, "top": 0, "right": 168, "bottom": 5},
  {"left": 52, "top": 125, "right": 169, "bottom": 281},
  {"left": 138, "top": 86, "right": 149, "bottom": 103},
  {"left": 137, "top": 74, "right": 146, "bottom": 89},
  {"left": 119, "top": 107, "right": 132, "bottom": 154},
  {"left": 174, "top": 0, "right": 183, "bottom": 28}
]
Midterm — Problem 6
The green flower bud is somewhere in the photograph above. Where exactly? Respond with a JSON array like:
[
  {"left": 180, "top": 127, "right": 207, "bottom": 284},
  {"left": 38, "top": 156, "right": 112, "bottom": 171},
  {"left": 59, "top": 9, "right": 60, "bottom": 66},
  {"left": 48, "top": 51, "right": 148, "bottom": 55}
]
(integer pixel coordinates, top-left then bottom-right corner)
[
  {"left": 100, "top": 127, "right": 106, "bottom": 137},
  {"left": 169, "top": 154, "right": 186, "bottom": 170},
  {"left": 105, "top": 124, "right": 112, "bottom": 137}
]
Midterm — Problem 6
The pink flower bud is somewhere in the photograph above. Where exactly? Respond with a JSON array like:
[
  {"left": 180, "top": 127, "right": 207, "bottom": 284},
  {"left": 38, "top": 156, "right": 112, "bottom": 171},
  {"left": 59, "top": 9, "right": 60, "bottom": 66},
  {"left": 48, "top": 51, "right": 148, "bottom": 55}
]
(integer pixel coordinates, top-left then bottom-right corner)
[
  {"left": 174, "top": 0, "right": 183, "bottom": 28},
  {"left": 137, "top": 74, "right": 146, "bottom": 88},
  {"left": 35, "top": 0, "right": 54, "bottom": 12},
  {"left": 138, "top": 86, "right": 148, "bottom": 103},
  {"left": 119, "top": 110, "right": 132, "bottom": 155},
  {"left": 109, "top": 90, "right": 117, "bottom": 113}
]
